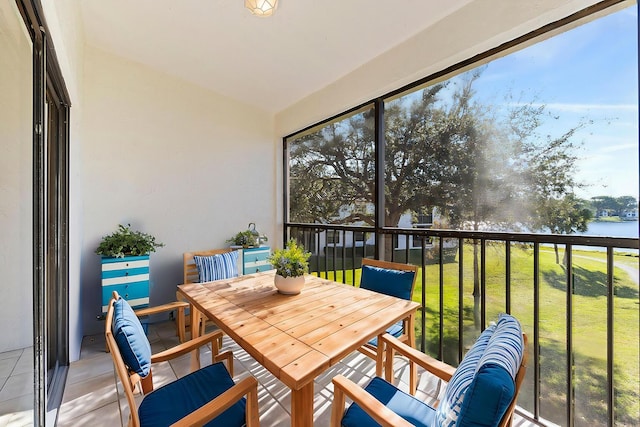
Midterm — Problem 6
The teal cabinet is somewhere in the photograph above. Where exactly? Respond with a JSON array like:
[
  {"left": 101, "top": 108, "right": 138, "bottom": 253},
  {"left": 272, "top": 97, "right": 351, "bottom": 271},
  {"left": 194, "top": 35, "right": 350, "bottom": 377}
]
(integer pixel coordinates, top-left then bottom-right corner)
[
  {"left": 101, "top": 255, "right": 150, "bottom": 312},
  {"left": 241, "top": 247, "right": 271, "bottom": 274}
]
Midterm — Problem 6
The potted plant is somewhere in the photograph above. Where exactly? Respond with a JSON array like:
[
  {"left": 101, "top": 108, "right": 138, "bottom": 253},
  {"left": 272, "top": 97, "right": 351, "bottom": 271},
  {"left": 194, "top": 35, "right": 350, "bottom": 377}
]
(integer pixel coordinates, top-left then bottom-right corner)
[
  {"left": 227, "top": 223, "right": 268, "bottom": 249},
  {"left": 96, "top": 224, "right": 164, "bottom": 313},
  {"left": 267, "top": 239, "right": 311, "bottom": 295},
  {"left": 227, "top": 230, "right": 260, "bottom": 248},
  {"left": 96, "top": 223, "right": 164, "bottom": 258}
]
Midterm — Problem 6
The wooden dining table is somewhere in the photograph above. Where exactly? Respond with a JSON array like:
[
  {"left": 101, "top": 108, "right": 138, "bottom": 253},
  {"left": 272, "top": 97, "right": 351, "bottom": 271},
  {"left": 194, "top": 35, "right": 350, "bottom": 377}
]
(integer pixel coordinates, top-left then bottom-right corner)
[{"left": 177, "top": 270, "right": 420, "bottom": 427}]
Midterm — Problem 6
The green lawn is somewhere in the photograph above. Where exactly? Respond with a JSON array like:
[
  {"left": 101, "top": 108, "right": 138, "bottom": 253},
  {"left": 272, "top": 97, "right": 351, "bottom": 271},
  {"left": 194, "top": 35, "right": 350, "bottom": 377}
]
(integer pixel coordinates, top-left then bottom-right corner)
[{"left": 314, "top": 245, "right": 639, "bottom": 425}]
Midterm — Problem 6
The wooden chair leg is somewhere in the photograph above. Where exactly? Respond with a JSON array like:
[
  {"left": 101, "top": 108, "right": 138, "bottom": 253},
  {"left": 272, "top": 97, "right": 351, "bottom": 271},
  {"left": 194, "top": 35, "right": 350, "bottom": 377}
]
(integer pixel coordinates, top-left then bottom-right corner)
[
  {"left": 407, "top": 314, "right": 417, "bottom": 394},
  {"left": 176, "top": 305, "right": 186, "bottom": 343},
  {"left": 331, "top": 380, "right": 346, "bottom": 427},
  {"left": 375, "top": 334, "right": 385, "bottom": 377},
  {"left": 140, "top": 372, "right": 154, "bottom": 394},
  {"left": 385, "top": 342, "right": 394, "bottom": 383}
]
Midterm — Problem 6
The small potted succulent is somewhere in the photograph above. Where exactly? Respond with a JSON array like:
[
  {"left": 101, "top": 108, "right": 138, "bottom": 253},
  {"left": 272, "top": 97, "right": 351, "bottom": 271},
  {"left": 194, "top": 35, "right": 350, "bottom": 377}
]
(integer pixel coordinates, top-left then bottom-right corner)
[
  {"left": 267, "top": 239, "right": 311, "bottom": 295},
  {"left": 96, "top": 224, "right": 164, "bottom": 258}
]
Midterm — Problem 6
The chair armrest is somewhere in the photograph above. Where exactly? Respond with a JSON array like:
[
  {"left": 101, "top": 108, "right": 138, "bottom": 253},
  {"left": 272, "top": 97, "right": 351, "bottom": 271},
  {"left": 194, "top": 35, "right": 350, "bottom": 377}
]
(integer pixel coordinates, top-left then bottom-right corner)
[
  {"left": 134, "top": 301, "right": 189, "bottom": 317},
  {"left": 381, "top": 333, "right": 455, "bottom": 382},
  {"left": 171, "top": 375, "right": 260, "bottom": 427},
  {"left": 150, "top": 330, "right": 224, "bottom": 363},
  {"left": 331, "top": 375, "right": 413, "bottom": 427}
]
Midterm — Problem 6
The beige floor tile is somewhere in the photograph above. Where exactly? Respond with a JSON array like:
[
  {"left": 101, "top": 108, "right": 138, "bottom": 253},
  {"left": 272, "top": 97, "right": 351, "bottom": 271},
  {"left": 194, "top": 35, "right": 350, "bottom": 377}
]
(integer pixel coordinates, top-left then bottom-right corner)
[
  {"left": 0, "top": 373, "right": 32, "bottom": 402},
  {"left": 65, "top": 352, "right": 113, "bottom": 385},
  {"left": 0, "top": 394, "right": 32, "bottom": 425},
  {"left": 0, "top": 407, "right": 33, "bottom": 427},
  {"left": 0, "top": 359, "right": 17, "bottom": 380},
  {"left": 0, "top": 350, "right": 22, "bottom": 362},
  {"left": 79, "top": 334, "right": 108, "bottom": 359},
  {"left": 57, "top": 400, "right": 127, "bottom": 427},
  {"left": 59, "top": 371, "right": 119, "bottom": 421},
  {"left": 11, "top": 348, "right": 32, "bottom": 377}
]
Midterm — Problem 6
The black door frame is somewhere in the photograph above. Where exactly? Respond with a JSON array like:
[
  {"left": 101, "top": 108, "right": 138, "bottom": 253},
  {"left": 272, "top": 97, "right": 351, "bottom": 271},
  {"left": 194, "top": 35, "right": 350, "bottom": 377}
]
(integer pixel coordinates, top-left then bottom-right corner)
[{"left": 15, "top": 0, "right": 71, "bottom": 425}]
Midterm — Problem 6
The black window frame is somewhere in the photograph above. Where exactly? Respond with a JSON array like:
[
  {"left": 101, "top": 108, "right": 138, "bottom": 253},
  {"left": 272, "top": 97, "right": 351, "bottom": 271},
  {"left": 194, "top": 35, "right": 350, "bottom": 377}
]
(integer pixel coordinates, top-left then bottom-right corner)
[{"left": 283, "top": 0, "right": 632, "bottom": 251}]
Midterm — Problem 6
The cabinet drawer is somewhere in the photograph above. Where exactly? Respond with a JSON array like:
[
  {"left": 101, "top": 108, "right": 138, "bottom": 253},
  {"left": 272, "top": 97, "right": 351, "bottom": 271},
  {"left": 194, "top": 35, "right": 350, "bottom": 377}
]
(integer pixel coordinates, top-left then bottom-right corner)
[
  {"left": 101, "top": 256, "right": 149, "bottom": 271},
  {"left": 241, "top": 247, "right": 271, "bottom": 274},
  {"left": 245, "top": 263, "right": 273, "bottom": 274},
  {"left": 102, "top": 282, "right": 149, "bottom": 312},
  {"left": 242, "top": 248, "right": 270, "bottom": 264},
  {"left": 102, "top": 266, "right": 149, "bottom": 279}
]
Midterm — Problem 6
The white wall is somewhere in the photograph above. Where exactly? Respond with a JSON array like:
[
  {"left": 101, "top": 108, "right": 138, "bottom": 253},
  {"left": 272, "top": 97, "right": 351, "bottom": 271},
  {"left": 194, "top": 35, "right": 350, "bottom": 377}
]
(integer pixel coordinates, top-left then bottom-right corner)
[
  {"left": 0, "top": 1, "right": 34, "bottom": 352},
  {"left": 80, "top": 48, "right": 276, "bottom": 340},
  {"left": 41, "top": 0, "right": 87, "bottom": 363}
]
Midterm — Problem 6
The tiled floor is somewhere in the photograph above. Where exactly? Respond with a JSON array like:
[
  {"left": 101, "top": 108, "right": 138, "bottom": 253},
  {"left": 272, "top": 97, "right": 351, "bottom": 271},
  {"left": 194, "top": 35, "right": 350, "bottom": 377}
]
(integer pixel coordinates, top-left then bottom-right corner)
[
  {"left": 1, "top": 321, "right": 537, "bottom": 426},
  {"left": 56, "top": 320, "right": 446, "bottom": 426},
  {"left": 0, "top": 347, "right": 34, "bottom": 427}
]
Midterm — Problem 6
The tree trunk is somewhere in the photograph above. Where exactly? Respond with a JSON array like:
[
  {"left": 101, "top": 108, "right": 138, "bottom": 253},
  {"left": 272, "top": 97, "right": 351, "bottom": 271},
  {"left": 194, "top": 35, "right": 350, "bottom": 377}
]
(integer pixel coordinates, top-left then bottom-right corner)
[{"left": 554, "top": 243, "right": 560, "bottom": 264}]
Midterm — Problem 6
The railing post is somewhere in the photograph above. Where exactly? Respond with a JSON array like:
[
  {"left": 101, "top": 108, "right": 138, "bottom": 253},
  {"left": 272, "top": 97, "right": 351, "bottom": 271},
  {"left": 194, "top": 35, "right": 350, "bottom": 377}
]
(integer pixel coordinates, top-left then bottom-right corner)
[
  {"left": 458, "top": 237, "right": 464, "bottom": 363},
  {"left": 533, "top": 242, "right": 540, "bottom": 420},
  {"left": 606, "top": 247, "right": 615, "bottom": 426},
  {"left": 566, "top": 244, "right": 574, "bottom": 427}
]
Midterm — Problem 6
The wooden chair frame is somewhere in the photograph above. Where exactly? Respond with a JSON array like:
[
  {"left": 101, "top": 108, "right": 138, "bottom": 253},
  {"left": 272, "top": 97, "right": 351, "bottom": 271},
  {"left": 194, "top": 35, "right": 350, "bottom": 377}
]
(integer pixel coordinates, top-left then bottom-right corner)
[
  {"left": 105, "top": 291, "right": 259, "bottom": 427},
  {"left": 181, "top": 248, "right": 236, "bottom": 340},
  {"left": 183, "top": 248, "right": 236, "bottom": 284},
  {"left": 133, "top": 301, "right": 188, "bottom": 344},
  {"left": 358, "top": 258, "right": 418, "bottom": 388},
  {"left": 331, "top": 332, "right": 529, "bottom": 427}
]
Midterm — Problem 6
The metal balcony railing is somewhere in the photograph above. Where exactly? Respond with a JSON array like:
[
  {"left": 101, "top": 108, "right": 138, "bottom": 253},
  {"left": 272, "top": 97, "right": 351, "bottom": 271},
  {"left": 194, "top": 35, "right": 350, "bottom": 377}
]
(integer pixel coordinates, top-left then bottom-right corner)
[{"left": 285, "top": 222, "right": 639, "bottom": 427}]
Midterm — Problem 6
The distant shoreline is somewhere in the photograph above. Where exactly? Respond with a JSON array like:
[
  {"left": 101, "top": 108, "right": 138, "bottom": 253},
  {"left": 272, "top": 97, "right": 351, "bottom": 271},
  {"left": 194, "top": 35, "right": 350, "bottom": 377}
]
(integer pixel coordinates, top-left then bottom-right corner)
[{"left": 592, "top": 216, "right": 638, "bottom": 223}]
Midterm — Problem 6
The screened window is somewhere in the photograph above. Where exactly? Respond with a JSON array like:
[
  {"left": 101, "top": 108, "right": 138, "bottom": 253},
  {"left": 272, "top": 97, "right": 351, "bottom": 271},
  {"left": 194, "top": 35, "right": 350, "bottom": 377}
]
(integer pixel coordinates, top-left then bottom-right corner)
[{"left": 286, "top": 105, "right": 375, "bottom": 226}]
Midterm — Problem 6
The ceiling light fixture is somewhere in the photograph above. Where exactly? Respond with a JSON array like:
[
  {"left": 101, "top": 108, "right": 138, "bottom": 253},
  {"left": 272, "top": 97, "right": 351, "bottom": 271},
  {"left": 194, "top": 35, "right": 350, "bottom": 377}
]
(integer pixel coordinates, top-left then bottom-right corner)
[{"left": 245, "top": 0, "right": 278, "bottom": 17}]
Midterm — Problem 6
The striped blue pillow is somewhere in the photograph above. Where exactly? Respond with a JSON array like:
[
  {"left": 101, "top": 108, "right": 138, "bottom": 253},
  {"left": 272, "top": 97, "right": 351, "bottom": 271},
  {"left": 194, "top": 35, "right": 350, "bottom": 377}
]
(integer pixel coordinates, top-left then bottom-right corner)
[
  {"left": 433, "top": 323, "right": 495, "bottom": 427},
  {"left": 432, "top": 314, "right": 523, "bottom": 427},
  {"left": 477, "top": 314, "right": 524, "bottom": 379},
  {"left": 193, "top": 251, "right": 239, "bottom": 282}
]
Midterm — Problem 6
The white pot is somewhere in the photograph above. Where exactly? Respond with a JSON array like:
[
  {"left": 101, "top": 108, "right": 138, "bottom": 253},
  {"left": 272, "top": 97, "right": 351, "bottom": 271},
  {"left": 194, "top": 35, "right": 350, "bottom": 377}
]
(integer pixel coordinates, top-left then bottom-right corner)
[{"left": 274, "top": 274, "right": 305, "bottom": 295}]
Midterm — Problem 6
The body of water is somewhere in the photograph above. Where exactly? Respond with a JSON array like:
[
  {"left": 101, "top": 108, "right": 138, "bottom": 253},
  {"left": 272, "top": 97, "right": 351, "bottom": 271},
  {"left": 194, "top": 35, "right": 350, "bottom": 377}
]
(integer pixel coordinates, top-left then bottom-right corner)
[
  {"left": 567, "top": 220, "right": 638, "bottom": 254},
  {"left": 577, "top": 220, "right": 639, "bottom": 239}
]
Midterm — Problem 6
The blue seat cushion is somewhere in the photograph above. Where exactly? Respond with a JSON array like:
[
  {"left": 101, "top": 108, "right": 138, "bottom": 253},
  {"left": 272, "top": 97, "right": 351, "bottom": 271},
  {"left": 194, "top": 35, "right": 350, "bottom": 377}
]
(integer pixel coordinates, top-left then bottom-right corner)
[
  {"left": 138, "top": 362, "right": 246, "bottom": 427},
  {"left": 342, "top": 377, "right": 435, "bottom": 427},
  {"left": 194, "top": 251, "right": 239, "bottom": 282},
  {"left": 367, "top": 321, "right": 403, "bottom": 347},
  {"left": 113, "top": 297, "right": 152, "bottom": 377},
  {"left": 360, "top": 264, "right": 415, "bottom": 300}
]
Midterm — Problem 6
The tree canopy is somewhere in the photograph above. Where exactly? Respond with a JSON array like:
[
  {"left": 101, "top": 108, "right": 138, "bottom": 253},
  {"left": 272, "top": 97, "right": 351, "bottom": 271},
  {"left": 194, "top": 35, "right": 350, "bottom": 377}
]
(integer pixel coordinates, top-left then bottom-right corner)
[{"left": 287, "top": 69, "right": 594, "bottom": 238}]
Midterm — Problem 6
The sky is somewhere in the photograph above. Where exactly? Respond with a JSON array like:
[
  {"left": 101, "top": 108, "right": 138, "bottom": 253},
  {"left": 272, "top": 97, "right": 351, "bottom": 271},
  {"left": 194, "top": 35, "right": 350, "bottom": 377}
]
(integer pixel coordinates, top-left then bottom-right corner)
[{"left": 471, "top": 5, "right": 638, "bottom": 200}]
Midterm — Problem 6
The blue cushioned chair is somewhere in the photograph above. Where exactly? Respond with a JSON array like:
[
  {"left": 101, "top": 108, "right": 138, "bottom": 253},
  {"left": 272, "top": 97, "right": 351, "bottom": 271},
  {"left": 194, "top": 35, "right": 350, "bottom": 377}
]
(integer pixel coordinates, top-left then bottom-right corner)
[
  {"left": 358, "top": 258, "right": 418, "bottom": 382},
  {"left": 332, "top": 314, "right": 528, "bottom": 427},
  {"left": 105, "top": 291, "right": 259, "bottom": 427}
]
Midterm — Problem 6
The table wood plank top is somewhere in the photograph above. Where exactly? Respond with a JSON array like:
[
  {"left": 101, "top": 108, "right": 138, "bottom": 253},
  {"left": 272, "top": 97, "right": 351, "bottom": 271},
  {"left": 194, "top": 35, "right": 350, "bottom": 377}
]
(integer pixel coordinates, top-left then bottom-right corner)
[{"left": 177, "top": 270, "right": 420, "bottom": 426}]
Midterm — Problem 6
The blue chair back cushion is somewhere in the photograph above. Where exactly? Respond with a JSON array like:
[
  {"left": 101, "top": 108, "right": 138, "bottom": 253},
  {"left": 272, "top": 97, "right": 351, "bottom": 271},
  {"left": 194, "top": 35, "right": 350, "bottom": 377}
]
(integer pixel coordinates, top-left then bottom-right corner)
[
  {"left": 138, "top": 362, "right": 246, "bottom": 427},
  {"left": 432, "top": 314, "right": 524, "bottom": 427},
  {"left": 360, "top": 264, "right": 415, "bottom": 300},
  {"left": 113, "top": 297, "right": 152, "bottom": 377},
  {"left": 194, "top": 251, "right": 239, "bottom": 282},
  {"left": 342, "top": 377, "right": 435, "bottom": 427}
]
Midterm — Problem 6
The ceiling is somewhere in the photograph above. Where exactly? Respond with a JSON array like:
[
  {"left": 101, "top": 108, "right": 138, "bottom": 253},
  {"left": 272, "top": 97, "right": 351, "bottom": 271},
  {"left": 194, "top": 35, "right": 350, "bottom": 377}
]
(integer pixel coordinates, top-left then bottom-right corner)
[{"left": 80, "top": 0, "right": 473, "bottom": 113}]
